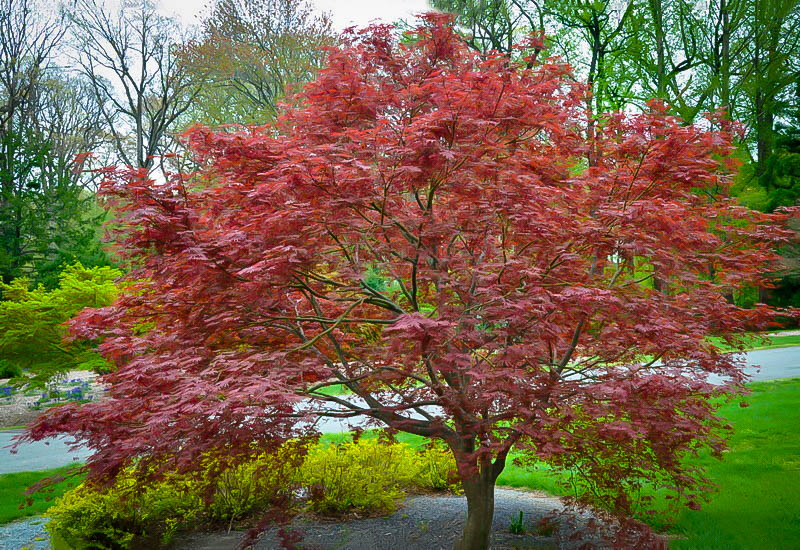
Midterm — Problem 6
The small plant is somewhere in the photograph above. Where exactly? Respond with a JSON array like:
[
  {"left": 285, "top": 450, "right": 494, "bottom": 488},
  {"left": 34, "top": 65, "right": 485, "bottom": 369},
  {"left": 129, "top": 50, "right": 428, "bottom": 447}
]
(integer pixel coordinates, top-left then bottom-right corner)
[
  {"left": 418, "top": 519, "right": 429, "bottom": 533},
  {"left": 510, "top": 510, "right": 525, "bottom": 535},
  {"left": 535, "top": 517, "right": 558, "bottom": 537}
]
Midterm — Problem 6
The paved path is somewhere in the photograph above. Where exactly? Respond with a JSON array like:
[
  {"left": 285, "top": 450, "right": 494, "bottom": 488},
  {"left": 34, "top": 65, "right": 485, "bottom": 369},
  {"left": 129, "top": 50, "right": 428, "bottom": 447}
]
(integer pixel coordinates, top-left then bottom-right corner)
[
  {"left": 0, "top": 518, "right": 49, "bottom": 550},
  {"left": 0, "top": 432, "right": 90, "bottom": 474},
  {"left": 2, "top": 346, "right": 799, "bottom": 474},
  {"left": 736, "top": 346, "right": 800, "bottom": 381}
]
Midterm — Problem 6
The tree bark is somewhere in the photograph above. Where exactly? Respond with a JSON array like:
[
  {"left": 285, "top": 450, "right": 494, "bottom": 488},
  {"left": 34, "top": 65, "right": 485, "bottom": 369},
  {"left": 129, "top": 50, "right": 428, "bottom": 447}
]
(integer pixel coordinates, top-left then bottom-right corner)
[{"left": 452, "top": 452, "right": 507, "bottom": 550}]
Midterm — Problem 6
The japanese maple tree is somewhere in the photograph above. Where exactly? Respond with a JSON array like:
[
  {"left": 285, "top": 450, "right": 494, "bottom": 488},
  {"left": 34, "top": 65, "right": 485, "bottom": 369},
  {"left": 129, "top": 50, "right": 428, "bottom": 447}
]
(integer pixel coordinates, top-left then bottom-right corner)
[{"left": 23, "top": 14, "right": 796, "bottom": 550}]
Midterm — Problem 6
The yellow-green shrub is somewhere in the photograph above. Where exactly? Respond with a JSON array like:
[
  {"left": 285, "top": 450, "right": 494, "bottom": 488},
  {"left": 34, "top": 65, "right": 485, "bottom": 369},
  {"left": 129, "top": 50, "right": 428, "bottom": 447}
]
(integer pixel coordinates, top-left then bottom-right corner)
[
  {"left": 300, "top": 438, "right": 418, "bottom": 515},
  {"left": 45, "top": 474, "right": 203, "bottom": 549},
  {"left": 413, "top": 444, "right": 460, "bottom": 492},
  {"left": 45, "top": 438, "right": 461, "bottom": 548},
  {"left": 46, "top": 444, "right": 306, "bottom": 549},
  {"left": 204, "top": 441, "right": 307, "bottom": 523}
]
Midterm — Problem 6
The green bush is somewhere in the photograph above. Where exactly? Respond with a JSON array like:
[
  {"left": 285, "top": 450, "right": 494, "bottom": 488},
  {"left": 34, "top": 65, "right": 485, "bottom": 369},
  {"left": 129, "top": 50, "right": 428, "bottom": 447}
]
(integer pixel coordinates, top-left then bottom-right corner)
[
  {"left": 204, "top": 442, "right": 307, "bottom": 523},
  {"left": 0, "top": 359, "right": 21, "bottom": 379},
  {"left": 46, "top": 438, "right": 461, "bottom": 548},
  {"left": 413, "top": 443, "right": 459, "bottom": 492},
  {"left": 0, "top": 263, "right": 121, "bottom": 386},
  {"left": 46, "top": 443, "right": 306, "bottom": 550},
  {"left": 300, "top": 438, "right": 459, "bottom": 515},
  {"left": 46, "top": 472, "right": 203, "bottom": 549},
  {"left": 300, "top": 438, "right": 417, "bottom": 515}
]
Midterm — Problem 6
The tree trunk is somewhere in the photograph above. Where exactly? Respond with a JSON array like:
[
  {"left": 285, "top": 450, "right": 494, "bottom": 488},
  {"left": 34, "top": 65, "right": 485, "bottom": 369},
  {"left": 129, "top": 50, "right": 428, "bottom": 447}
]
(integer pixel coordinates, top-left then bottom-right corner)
[
  {"left": 451, "top": 449, "right": 508, "bottom": 550},
  {"left": 454, "top": 468, "right": 497, "bottom": 550}
]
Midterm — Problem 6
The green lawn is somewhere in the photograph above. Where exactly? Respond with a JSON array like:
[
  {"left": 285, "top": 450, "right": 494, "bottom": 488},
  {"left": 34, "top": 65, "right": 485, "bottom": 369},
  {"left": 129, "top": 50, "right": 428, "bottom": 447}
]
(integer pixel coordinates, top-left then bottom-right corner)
[
  {"left": 668, "top": 378, "right": 800, "bottom": 549},
  {"left": 496, "top": 378, "right": 800, "bottom": 549},
  {"left": 0, "top": 466, "right": 85, "bottom": 524},
  {"left": 708, "top": 332, "right": 800, "bottom": 352}
]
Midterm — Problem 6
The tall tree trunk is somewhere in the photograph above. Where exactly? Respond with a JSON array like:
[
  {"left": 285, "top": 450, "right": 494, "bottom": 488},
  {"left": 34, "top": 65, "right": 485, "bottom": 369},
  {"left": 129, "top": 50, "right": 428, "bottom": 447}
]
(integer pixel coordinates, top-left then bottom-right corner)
[
  {"left": 648, "top": 0, "right": 667, "bottom": 98},
  {"left": 719, "top": 0, "right": 731, "bottom": 116}
]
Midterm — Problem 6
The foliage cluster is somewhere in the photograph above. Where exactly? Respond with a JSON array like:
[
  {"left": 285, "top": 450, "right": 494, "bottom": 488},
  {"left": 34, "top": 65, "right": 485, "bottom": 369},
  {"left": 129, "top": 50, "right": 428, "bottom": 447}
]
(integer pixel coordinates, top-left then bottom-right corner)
[
  {"left": 45, "top": 437, "right": 458, "bottom": 549},
  {"left": 302, "top": 437, "right": 458, "bottom": 515},
  {"left": 0, "top": 263, "right": 121, "bottom": 386},
  {"left": 0, "top": 359, "right": 21, "bottom": 379}
]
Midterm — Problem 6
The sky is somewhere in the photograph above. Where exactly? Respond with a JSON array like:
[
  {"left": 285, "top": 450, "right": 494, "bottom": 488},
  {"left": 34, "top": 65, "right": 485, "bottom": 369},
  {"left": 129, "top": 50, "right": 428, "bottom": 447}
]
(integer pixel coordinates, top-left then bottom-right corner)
[{"left": 158, "top": 0, "right": 434, "bottom": 30}]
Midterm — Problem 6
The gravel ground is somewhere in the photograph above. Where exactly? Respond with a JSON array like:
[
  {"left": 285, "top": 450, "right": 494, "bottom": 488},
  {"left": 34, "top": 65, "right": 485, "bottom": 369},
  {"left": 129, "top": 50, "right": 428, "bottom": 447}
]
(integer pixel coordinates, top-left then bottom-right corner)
[
  {"left": 0, "top": 517, "right": 49, "bottom": 550},
  {"left": 0, "top": 491, "right": 602, "bottom": 550},
  {"left": 176, "top": 488, "right": 607, "bottom": 550}
]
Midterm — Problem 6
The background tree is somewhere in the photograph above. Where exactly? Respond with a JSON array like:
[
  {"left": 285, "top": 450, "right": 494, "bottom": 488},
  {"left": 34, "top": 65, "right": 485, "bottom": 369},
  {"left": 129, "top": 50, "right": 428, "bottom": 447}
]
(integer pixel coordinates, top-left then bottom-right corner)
[
  {"left": 745, "top": 0, "right": 800, "bottom": 179},
  {"left": 177, "top": 0, "right": 335, "bottom": 126},
  {"left": 0, "top": 263, "right": 120, "bottom": 385},
  {"left": 430, "top": 0, "right": 541, "bottom": 54},
  {"left": 624, "top": 0, "right": 706, "bottom": 120},
  {"left": 69, "top": 0, "right": 199, "bottom": 172},
  {"left": 24, "top": 17, "right": 795, "bottom": 550},
  {"left": 0, "top": 0, "right": 109, "bottom": 286}
]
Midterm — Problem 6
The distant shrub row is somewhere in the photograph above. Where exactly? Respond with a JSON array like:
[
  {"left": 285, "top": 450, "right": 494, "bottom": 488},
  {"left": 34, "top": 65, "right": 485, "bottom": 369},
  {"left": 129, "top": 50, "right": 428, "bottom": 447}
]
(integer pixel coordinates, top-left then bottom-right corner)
[{"left": 47, "top": 435, "right": 459, "bottom": 549}]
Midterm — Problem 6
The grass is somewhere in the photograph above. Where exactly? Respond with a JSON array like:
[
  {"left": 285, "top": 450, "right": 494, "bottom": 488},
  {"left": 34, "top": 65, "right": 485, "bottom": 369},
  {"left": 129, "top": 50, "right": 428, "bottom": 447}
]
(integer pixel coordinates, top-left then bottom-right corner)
[
  {"left": 0, "top": 465, "right": 85, "bottom": 525},
  {"left": 708, "top": 332, "right": 800, "bottom": 352},
  {"left": 667, "top": 378, "right": 800, "bottom": 549},
  {"left": 495, "top": 378, "right": 800, "bottom": 549}
]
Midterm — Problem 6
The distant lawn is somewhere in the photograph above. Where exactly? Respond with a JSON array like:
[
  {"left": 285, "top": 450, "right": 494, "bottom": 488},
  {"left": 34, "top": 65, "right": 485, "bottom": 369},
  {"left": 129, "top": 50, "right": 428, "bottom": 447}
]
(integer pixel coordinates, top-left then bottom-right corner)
[
  {"left": 0, "top": 465, "right": 85, "bottom": 525},
  {"left": 708, "top": 332, "right": 800, "bottom": 352}
]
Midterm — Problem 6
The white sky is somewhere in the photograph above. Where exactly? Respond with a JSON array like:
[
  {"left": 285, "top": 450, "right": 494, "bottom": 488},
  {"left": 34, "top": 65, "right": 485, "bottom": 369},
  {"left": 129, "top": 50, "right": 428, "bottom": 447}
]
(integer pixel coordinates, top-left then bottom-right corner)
[{"left": 157, "top": 0, "right": 434, "bottom": 30}]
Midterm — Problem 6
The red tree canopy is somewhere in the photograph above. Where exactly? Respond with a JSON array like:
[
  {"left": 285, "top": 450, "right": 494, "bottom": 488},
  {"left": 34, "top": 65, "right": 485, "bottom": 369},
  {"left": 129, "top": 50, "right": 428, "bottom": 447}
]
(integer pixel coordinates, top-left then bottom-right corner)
[{"left": 24, "top": 14, "right": 796, "bottom": 542}]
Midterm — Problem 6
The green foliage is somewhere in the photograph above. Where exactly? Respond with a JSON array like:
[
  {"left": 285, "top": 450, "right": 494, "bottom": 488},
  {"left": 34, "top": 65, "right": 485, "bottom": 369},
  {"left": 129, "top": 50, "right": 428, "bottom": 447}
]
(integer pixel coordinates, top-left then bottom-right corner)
[
  {"left": 0, "top": 358, "right": 21, "bottom": 379},
  {"left": 301, "top": 438, "right": 418, "bottom": 515},
  {"left": 46, "top": 477, "right": 200, "bottom": 549},
  {"left": 0, "top": 263, "right": 121, "bottom": 384},
  {"left": 414, "top": 443, "right": 460, "bottom": 491},
  {"left": 203, "top": 442, "right": 307, "bottom": 523},
  {"left": 0, "top": 128, "right": 110, "bottom": 288},
  {"left": 760, "top": 125, "right": 800, "bottom": 212},
  {"left": 44, "top": 447, "right": 300, "bottom": 550},
  {"left": 509, "top": 510, "right": 525, "bottom": 534},
  {"left": 302, "top": 437, "right": 458, "bottom": 515},
  {"left": 732, "top": 285, "right": 759, "bottom": 308}
]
